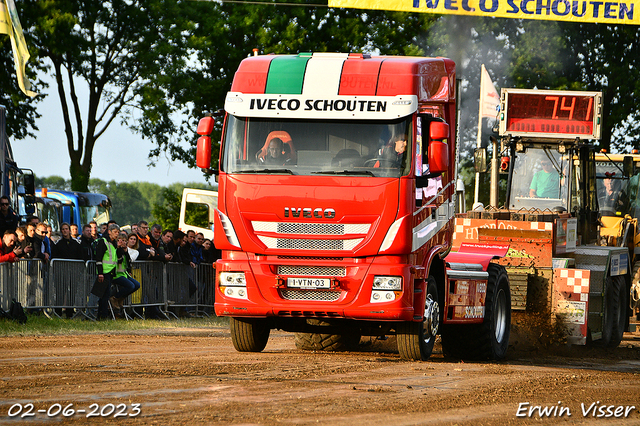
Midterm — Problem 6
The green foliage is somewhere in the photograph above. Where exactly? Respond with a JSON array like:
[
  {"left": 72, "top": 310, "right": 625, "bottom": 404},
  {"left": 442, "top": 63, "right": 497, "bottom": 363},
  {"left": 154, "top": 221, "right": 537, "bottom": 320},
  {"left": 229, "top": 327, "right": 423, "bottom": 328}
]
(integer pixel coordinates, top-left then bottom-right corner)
[
  {"left": 0, "top": 25, "right": 45, "bottom": 140},
  {"left": 151, "top": 187, "right": 181, "bottom": 231},
  {"left": 136, "top": 3, "right": 437, "bottom": 171},
  {"left": 33, "top": 176, "right": 217, "bottom": 230},
  {"left": 16, "top": 0, "right": 191, "bottom": 191},
  {"left": 184, "top": 202, "right": 209, "bottom": 230},
  {"left": 35, "top": 175, "right": 71, "bottom": 191},
  {"left": 4, "top": 1, "right": 640, "bottom": 205},
  {"left": 89, "top": 179, "right": 153, "bottom": 226}
]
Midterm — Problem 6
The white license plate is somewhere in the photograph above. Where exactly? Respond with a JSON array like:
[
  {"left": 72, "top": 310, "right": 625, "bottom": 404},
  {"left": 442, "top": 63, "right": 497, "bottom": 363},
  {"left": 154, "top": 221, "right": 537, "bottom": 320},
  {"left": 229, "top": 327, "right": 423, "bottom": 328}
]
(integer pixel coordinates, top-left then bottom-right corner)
[{"left": 287, "top": 278, "right": 331, "bottom": 289}]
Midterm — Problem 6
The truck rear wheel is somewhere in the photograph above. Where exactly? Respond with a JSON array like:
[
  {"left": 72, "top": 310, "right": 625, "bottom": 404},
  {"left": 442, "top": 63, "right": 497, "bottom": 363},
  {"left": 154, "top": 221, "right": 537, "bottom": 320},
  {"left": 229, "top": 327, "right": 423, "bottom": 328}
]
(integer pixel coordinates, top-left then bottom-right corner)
[
  {"left": 441, "top": 263, "right": 511, "bottom": 360},
  {"left": 608, "top": 275, "right": 628, "bottom": 348},
  {"left": 598, "top": 275, "right": 617, "bottom": 347},
  {"left": 230, "top": 317, "right": 270, "bottom": 352},
  {"left": 397, "top": 277, "right": 439, "bottom": 361}
]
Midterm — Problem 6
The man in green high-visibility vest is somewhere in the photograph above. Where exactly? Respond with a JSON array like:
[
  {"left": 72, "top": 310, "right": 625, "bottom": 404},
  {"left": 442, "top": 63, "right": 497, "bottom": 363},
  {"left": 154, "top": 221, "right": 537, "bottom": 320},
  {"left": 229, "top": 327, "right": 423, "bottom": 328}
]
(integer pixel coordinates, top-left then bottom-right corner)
[{"left": 92, "top": 223, "right": 121, "bottom": 319}]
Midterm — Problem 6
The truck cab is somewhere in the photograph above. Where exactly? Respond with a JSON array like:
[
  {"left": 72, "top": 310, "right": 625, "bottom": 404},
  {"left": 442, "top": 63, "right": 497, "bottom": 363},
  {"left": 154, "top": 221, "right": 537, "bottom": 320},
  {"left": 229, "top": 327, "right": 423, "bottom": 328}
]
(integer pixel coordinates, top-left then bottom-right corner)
[{"left": 197, "top": 52, "right": 511, "bottom": 361}]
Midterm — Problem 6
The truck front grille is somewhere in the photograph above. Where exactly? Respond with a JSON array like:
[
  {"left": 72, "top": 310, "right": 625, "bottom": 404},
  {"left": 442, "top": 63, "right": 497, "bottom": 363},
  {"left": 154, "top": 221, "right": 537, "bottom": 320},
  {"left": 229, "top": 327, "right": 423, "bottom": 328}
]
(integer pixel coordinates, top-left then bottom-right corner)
[
  {"left": 278, "top": 266, "right": 346, "bottom": 277},
  {"left": 279, "top": 289, "right": 342, "bottom": 301},
  {"left": 258, "top": 236, "right": 363, "bottom": 251},
  {"left": 253, "top": 221, "right": 370, "bottom": 235}
]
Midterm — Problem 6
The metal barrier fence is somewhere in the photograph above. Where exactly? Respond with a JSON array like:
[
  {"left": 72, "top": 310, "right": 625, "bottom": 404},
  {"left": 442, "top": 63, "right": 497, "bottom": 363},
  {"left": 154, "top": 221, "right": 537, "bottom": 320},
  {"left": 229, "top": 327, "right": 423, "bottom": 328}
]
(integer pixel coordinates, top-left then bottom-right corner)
[{"left": 0, "top": 259, "right": 216, "bottom": 320}]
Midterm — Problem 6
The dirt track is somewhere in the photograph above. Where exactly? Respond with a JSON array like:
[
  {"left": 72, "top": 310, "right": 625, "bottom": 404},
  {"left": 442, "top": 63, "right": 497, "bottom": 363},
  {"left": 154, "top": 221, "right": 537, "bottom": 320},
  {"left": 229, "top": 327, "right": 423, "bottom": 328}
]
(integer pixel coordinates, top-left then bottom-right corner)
[{"left": 1, "top": 327, "right": 639, "bottom": 425}]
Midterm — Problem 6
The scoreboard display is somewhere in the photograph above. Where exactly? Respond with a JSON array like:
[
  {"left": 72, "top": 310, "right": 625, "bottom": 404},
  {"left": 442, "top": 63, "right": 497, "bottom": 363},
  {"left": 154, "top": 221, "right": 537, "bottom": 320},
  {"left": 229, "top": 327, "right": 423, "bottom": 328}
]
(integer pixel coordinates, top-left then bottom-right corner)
[{"left": 498, "top": 89, "right": 602, "bottom": 140}]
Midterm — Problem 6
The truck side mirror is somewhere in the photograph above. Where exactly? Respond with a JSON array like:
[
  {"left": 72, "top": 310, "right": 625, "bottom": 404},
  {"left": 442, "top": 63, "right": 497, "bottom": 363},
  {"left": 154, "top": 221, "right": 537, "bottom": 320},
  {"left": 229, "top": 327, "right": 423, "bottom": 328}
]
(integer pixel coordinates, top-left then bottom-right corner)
[
  {"left": 197, "top": 116, "right": 215, "bottom": 136},
  {"left": 197, "top": 136, "right": 212, "bottom": 170},
  {"left": 23, "top": 172, "right": 35, "bottom": 197},
  {"left": 428, "top": 121, "right": 449, "bottom": 174},
  {"left": 196, "top": 116, "right": 217, "bottom": 172},
  {"left": 474, "top": 148, "right": 488, "bottom": 173},
  {"left": 623, "top": 155, "right": 634, "bottom": 178}
]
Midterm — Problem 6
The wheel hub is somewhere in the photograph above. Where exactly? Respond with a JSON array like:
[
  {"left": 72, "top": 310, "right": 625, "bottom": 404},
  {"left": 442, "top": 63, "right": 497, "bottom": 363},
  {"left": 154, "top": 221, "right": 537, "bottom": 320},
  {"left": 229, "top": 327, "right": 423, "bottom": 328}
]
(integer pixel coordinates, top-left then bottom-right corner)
[{"left": 424, "top": 294, "right": 439, "bottom": 338}]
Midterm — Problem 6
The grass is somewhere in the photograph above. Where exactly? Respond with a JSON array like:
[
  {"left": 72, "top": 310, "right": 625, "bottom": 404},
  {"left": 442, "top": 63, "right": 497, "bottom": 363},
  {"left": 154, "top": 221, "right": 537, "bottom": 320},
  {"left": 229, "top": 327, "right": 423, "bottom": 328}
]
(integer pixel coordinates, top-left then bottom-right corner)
[{"left": 0, "top": 313, "right": 230, "bottom": 337}]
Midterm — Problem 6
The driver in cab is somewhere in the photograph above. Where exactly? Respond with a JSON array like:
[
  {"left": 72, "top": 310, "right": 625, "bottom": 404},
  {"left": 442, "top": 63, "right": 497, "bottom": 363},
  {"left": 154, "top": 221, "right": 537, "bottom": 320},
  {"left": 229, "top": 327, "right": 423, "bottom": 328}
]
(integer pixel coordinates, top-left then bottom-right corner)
[{"left": 529, "top": 159, "right": 560, "bottom": 198}]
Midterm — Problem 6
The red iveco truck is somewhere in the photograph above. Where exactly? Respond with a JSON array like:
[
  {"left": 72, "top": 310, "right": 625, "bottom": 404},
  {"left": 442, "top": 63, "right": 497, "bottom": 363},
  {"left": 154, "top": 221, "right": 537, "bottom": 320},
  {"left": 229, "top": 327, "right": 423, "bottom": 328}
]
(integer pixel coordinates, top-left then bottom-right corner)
[{"left": 196, "top": 52, "right": 511, "bottom": 360}]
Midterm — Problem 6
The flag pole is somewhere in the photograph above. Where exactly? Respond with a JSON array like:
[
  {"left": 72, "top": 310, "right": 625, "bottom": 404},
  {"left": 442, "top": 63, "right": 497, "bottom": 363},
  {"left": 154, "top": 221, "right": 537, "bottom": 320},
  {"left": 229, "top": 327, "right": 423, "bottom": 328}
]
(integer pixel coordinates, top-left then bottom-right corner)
[{"left": 474, "top": 65, "right": 486, "bottom": 206}]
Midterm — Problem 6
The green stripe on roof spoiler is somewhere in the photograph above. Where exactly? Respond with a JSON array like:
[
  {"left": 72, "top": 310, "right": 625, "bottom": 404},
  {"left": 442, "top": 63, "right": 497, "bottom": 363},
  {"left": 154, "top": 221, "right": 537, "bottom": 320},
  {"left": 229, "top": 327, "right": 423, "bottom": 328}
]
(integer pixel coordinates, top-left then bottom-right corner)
[{"left": 265, "top": 55, "right": 311, "bottom": 94}]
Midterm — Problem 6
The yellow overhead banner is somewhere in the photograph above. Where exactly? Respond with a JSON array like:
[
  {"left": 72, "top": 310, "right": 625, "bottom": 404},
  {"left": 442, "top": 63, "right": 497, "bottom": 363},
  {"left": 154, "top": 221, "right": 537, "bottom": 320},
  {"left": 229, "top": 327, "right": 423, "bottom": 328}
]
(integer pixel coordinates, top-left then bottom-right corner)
[{"left": 328, "top": 0, "right": 639, "bottom": 25}]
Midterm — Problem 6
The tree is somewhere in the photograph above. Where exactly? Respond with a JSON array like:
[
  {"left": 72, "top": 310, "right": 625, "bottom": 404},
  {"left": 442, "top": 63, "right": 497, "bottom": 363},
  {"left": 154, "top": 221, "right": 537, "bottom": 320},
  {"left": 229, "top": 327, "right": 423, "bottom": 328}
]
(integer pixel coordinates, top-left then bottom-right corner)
[
  {"left": 89, "top": 178, "right": 151, "bottom": 226},
  {"left": 0, "top": 25, "right": 43, "bottom": 141},
  {"left": 561, "top": 23, "right": 640, "bottom": 152},
  {"left": 151, "top": 187, "right": 181, "bottom": 232},
  {"left": 136, "top": 2, "right": 438, "bottom": 170},
  {"left": 35, "top": 175, "right": 70, "bottom": 191},
  {"left": 18, "top": 0, "right": 190, "bottom": 191}
]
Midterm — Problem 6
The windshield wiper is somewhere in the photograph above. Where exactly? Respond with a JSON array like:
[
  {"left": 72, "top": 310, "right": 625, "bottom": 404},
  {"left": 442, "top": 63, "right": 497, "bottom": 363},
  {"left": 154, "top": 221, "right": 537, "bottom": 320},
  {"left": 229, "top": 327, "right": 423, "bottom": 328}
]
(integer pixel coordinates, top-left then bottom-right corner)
[
  {"left": 312, "top": 170, "right": 375, "bottom": 176},
  {"left": 235, "top": 169, "right": 294, "bottom": 175}
]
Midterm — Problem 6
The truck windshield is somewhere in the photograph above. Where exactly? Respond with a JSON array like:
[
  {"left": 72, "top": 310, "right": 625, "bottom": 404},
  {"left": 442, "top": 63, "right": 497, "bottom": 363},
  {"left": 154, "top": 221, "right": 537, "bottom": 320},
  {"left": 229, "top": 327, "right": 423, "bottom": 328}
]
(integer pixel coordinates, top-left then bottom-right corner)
[
  {"left": 595, "top": 161, "right": 637, "bottom": 217},
  {"left": 222, "top": 115, "right": 413, "bottom": 177},
  {"left": 80, "top": 205, "right": 109, "bottom": 227},
  {"left": 508, "top": 148, "right": 570, "bottom": 211}
]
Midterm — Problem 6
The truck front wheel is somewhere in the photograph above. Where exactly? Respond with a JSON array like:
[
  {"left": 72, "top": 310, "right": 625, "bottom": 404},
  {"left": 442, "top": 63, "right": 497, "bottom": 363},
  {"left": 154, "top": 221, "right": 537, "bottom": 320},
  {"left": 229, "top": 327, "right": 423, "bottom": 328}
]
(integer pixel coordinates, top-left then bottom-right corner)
[
  {"left": 397, "top": 277, "right": 439, "bottom": 361},
  {"left": 230, "top": 317, "right": 270, "bottom": 352}
]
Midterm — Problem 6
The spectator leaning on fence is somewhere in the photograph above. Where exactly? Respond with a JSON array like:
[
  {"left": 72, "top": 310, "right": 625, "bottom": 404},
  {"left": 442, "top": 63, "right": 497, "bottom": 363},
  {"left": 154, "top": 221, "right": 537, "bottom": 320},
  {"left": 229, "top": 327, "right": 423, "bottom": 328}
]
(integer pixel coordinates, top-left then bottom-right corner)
[
  {"left": 36, "top": 223, "right": 52, "bottom": 262},
  {"left": 24, "top": 223, "right": 41, "bottom": 259},
  {"left": 159, "top": 228, "right": 174, "bottom": 262},
  {"left": 79, "top": 224, "right": 94, "bottom": 261},
  {"left": 108, "top": 232, "right": 141, "bottom": 315},
  {"left": 92, "top": 223, "right": 120, "bottom": 319},
  {"left": 165, "top": 230, "right": 182, "bottom": 260},
  {"left": 135, "top": 221, "right": 156, "bottom": 260},
  {"left": 0, "top": 230, "right": 30, "bottom": 262},
  {"left": 176, "top": 230, "right": 192, "bottom": 266},
  {"left": 202, "top": 238, "right": 221, "bottom": 264},
  {"left": 89, "top": 221, "right": 100, "bottom": 240},
  {"left": 0, "top": 196, "right": 19, "bottom": 236},
  {"left": 191, "top": 232, "right": 205, "bottom": 267},
  {"left": 126, "top": 233, "right": 139, "bottom": 262},
  {"left": 148, "top": 224, "right": 169, "bottom": 262},
  {"left": 70, "top": 224, "right": 79, "bottom": 240},
  {"left": 51, "top": 222, "right": 82, "bottom": 260},
  {"left": 15, "top": 226, "right": 27, "bottom": 257}
]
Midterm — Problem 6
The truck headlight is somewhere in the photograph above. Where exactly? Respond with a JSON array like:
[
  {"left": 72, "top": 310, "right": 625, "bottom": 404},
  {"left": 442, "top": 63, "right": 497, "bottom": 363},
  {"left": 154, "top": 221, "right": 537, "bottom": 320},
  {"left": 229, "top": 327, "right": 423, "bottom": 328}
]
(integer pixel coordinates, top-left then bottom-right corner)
[
  {"left": 372, "top": 276, "right": 402, "bottom": 290},
  {"left": 219, "top": 272, "right": 247, "bottom": 299},
  {"left": 220, "top": 272, "right": 246, "bottom": 286},
  {"left": 371, "top": 276, "right": 402, "bottom": 303}
]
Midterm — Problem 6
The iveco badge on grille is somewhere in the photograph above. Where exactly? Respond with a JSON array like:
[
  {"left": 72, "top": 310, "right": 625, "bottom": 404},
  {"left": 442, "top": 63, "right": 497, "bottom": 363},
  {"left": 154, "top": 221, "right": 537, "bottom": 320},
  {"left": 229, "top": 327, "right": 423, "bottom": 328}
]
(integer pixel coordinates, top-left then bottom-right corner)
[{"left": 284, "top": 208, "right": 336, "bottom": 219}]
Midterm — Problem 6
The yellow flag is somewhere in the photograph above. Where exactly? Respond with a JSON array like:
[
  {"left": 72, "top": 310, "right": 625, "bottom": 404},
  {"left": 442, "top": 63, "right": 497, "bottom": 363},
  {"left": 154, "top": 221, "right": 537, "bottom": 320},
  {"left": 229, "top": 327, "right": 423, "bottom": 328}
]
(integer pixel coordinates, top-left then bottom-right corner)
[{"left": 0, "top": 0, "right": 37, "bottom": 97}]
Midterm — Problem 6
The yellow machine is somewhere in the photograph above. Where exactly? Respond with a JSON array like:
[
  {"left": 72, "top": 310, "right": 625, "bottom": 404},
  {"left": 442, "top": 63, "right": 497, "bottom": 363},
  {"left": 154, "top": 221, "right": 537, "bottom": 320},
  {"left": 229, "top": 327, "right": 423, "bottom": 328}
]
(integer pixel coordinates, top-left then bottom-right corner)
[{"left": 595, "top": 152, "right": 640, "bottom": 321}]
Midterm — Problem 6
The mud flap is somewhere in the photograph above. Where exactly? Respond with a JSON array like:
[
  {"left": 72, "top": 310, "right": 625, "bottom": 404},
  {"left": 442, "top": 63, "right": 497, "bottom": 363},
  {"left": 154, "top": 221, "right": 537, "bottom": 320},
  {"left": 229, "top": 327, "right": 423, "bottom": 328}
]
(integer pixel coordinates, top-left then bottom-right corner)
[{"left": 553, "top": 268, "right": 590, "bottom": 345}]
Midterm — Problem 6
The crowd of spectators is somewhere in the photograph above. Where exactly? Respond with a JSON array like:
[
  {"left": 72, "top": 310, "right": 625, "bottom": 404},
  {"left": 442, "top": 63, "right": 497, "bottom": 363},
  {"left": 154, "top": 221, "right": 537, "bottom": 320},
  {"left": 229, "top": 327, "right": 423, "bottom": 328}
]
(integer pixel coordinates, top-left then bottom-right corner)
[{"left": 0, "top": 195, "right": 221, "bottom": 320}]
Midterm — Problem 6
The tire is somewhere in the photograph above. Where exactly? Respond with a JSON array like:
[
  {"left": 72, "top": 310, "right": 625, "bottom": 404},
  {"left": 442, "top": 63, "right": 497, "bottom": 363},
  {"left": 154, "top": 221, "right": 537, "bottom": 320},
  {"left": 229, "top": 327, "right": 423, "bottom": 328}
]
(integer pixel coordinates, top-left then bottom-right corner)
[
  {"left": 598, "top": 275, "right": 615, "bottom": 347},
  {"left": 607, "top": 275, "right": 628, "bottom": 348},
  {"left": 397, "top": 276, "right": 439, "bottom": 361},
  {"left": 441, "top": 263, "right": 511, "bottom": 360},
  {"left": 230, "top": 317, "right": 270, "bottom": 352},
  {"left": 294, "top": 331, "right": 361, "bottom": 352}
]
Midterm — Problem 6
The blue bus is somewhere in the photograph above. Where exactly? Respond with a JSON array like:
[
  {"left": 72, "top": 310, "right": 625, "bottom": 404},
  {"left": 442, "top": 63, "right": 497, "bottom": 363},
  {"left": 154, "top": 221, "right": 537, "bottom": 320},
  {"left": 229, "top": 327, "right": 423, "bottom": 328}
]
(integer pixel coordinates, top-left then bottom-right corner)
[{"left": 36, "top": 189, "right": 111, "bottom": 227}]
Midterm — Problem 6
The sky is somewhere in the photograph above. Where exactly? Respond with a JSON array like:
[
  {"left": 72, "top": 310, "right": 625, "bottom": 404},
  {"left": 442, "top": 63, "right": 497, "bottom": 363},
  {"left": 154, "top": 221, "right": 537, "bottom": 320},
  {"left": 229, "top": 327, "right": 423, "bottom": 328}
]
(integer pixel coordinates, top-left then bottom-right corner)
[{"left": 11, "top": 81, "right": 207, "bottom": 187}]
